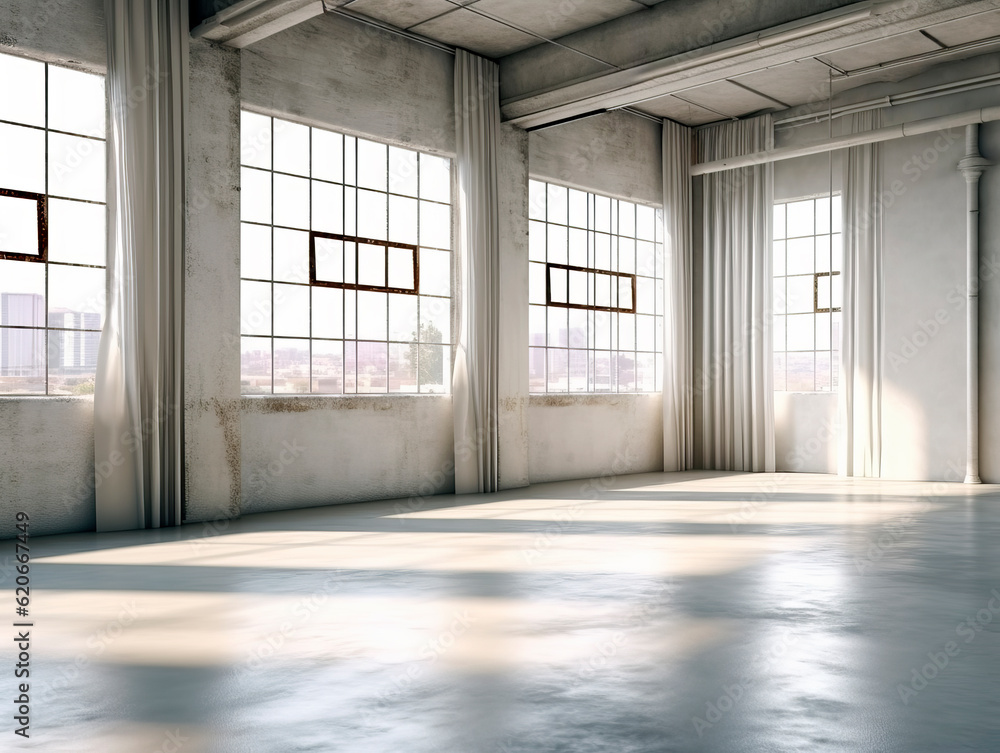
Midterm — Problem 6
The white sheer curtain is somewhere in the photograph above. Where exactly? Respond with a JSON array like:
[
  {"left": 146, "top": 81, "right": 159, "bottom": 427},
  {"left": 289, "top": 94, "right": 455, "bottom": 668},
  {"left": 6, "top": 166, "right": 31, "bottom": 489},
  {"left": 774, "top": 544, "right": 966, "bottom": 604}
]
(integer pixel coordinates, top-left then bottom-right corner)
[
  {"left": 694, "top": 115, "right": 775, "bottom": 471},
  {"left": 95, "top": 0, "right": 186, "bottom": 531},
  {"left": 662, "top": 119, "right": 694, "bottom": 471},
  {"left": 453, "top": 50, "right": 500, "bottom": 493},
  {"left": 839, "top": 110, "right": 883, "bottom": 477}
]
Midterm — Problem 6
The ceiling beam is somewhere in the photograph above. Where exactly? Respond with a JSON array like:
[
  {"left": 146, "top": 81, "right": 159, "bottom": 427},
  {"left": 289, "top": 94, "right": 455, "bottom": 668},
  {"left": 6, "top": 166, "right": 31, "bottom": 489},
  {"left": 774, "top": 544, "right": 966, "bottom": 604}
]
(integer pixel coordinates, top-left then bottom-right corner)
[
  {"left": 500, "top": 0, "right": 1000, "bottom": 129},
  {"left": 191, "top": 0, "right": 324, "bottom": 48}
]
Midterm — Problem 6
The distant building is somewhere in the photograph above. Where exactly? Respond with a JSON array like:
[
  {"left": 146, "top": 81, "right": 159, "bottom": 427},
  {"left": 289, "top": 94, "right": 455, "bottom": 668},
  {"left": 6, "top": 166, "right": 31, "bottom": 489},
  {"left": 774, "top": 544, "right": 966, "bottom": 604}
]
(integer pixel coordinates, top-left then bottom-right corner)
[
  {"left": 0, "top": 293, "right": 45, "bottom": 376},
  {"left": 48, "top": 309, "right": 101, "bottom": 372}
]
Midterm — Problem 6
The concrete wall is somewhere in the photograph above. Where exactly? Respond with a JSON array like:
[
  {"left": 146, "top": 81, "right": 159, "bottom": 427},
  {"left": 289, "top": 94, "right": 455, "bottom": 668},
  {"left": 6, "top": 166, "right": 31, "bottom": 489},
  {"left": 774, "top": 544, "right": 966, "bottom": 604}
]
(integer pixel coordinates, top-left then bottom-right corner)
[
  {"left": 771, "top": 56, "right": 1000, "bottom": 481},
  {"left": 528, "top": 394, "right": 663, "bottom": 484},
  {"left": 0, "top": 0, "right": 105, "bottom": 537}
]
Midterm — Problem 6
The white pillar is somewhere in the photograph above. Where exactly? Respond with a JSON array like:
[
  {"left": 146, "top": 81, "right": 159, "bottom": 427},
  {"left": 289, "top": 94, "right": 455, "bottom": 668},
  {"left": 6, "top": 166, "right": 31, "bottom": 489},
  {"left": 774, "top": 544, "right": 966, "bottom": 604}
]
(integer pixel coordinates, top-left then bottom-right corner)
[{"left": 957, "top": 124, "right": 991, "bottom": 483}]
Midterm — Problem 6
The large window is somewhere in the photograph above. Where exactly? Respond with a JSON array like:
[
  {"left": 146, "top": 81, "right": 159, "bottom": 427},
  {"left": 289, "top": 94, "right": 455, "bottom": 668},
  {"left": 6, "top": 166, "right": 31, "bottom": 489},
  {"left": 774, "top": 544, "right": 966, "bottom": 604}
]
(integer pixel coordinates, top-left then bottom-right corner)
[
  {"left": 528, "top": 180, "right": 663, "bottom": 393},
  {"left": 773, "top": 195, "right": 842, "bottom": 392},
  {"left": 239, "top": 112, "right": 452, "bottom": 394},
  {"left": 0, "top": 52, "right": 107, "bottom": 396}
]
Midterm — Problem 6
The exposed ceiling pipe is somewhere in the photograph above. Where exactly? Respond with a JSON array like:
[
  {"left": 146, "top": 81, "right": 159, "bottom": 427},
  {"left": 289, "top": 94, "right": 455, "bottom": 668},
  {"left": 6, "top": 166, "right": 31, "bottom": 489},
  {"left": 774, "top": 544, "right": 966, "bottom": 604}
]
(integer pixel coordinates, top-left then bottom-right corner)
[
  {"left": 832, "top": 33, "right": 1000, "bottom": 78},
  {"left": 775, "top": 71, "right": 1000, "bottom": 128},
  {"left": 691, "top": 105, "right": 1000, "bottom": 175}
]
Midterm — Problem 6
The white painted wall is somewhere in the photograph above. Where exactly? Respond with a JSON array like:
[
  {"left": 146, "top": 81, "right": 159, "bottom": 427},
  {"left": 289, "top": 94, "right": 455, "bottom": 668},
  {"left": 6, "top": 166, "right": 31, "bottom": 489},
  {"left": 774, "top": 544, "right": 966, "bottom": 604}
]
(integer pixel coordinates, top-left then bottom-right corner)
[
  {"left": 0, "top": 0, "right": 104, "bottom": 537},
  {"left": 528, "top": 394, "right": 663, "bottom": 484},
  {"left": 771, "top": 55, "right": 1000, "bottom": 481}
]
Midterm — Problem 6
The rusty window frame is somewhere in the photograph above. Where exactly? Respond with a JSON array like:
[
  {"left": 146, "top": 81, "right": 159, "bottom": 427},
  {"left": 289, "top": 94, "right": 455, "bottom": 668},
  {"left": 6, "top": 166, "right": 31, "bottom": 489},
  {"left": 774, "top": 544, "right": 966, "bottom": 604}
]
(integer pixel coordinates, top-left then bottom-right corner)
[
  {"left": 309, "top": 231, "right": 420, "bottom": 295},
  {"left": 0, "top": 188, "right": 47, "bottom": 263},
  {"left": 814, "top": 270, "right": 841, "bottom": 313},
  {"left": 544, "top": 262, "right": 636, "bottom": 314}
]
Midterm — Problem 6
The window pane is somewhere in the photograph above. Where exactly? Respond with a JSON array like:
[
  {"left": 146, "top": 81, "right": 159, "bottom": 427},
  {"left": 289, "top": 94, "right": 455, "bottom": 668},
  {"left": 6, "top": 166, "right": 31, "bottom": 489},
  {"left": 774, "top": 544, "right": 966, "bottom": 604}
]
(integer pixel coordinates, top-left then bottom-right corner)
[
  {"left": 273, "top": 173, "right": 309, "bottom": 230},
  {"left": 773, "top": 314, "right": 786, "bottom": 352},
  {"left": 618, "top": 201, "right": 636, "bottom": 238},
  {"left": 311, "top": 339, "right": 343, "bottom": 394},
  {"left": 0, "top": 260, "right": 45, "bottom": 321},
  {"left": 786, "top": 352, "right": 814, "bottom": 391},
  {"left": 312, "top": 286, "right": 343, "bottom": 339},
  {"left": 241, "top": 112, "right": 271, "bottom": 169},
  {"left": 388, "top": 293, "right": 418, "bottom": 342},
  {"left": 618, "top": 313, "right": 636, "bottom": 350},
  {"left": 357, "top": 340, "right": 387, "bottom": 393},
  {"left": 357, "top": 243, "right": 386, "bottom": 288},
  {"left": 344, "top": 339, "right": 357, "bottom": 392},
  {"left": 568, "top": 227, "right": 587, "bottom": 267},
  {"left": 48, "top": 265, "right": 105, "bottom": 328},
  {"left": 240, "top": 223, "right": 271, "bottom": 280},
  {"left": 48, "top": 328, "right": 99, "bottom": 394},
  {"left": 0, "top": 123, "right": 45, "bottom": 193},
  {"left": 0, "top": 327, "right": 45, "bottom": 393},
  {"left": 786, "top": 237, "right": 813, "bottom": 275},
  {"left": 358, "top": 189, "right": 387, "bottom": 241},
  {"left": 786, "top": 275, "right": 813, "bottom": 314},
  {"left": 48, "top": 132, "right": 106, "bottom": 202},
  {"left": 548, "top": 307, "right": 567, "bottom": 347},
  {"left": 568, "top": 189, "right": 588, "bottom": 229},
  {"left": 273, "top": 119, "right": 310, "bottom": 177},
  {"left": 529, "top": 305, "right": 546, "bottom": 347},
  {"left": 529, "top": 261, "right": 546, "bottom": 305},
  {"left": 815, "top": 196, "right": 832, "bottom": 234},
  {"left": 273, "top": 338, "right": 310, "bottom": 394},
  {"left": 0, "top": 53, "right": 45, "bottom": 127},
  {"left": 549, "top": 266, "right": 567, "bottom": 305},
  {"left": 419, "top": 154, "right": 450, "bottom": 203},
  {"left": 357, "top": 139, "right": 387, "bottom": 192},
  {"left": 529, "top": 220, "right": 546, "bottom": 261},
  {"left": 388, "top": 341, "right": 416, "bottom": 393},
  {"left": 773, "top": 240, "right": 785, "bottom": 276},
  {"left": 618, "top": 237, "right": 635, "bottom": 274},
  {"left": 388, "top": 146, "right": 418, "bottom": 197},
  {"left": 786, "top": 199, "right": 813, "bottom": 237},
  {"left": 344, "top": 136, "right": 357, "bottom": 186},
  {"left": 48, "top": 199, "right": 105, "bottom": 266},
  {"left": 567, "top": 308, "right": 587, "bottom": 349},
  {"left": 547, "top": 184, "right": 567, "bottom": 224},
  {"left": 311, "top": 181, "right": 343, "bottom": 234},
  {"left": 314, "top": 237, "right": 343, "bottom": 284},
  {"left": 528, "top": 180, "right": 546, "bottom": 221},
  {"left": 529, "top": 346, "right": 546, "bottom": 391},
  {"left": 786, "top": 314, "right": 814, "bottom": 351},
  {"left": 388, "top": 194, "right": 418, "bottom": 245},
  {"left": 387, "top": 247, "right": 415, "bottom": 290},
  {"left": 357, "top": 290, "right": 388, "bottom": 341},
  {"left": 636, "top": 240, "right": 655, "bottom": 277},
  {"left": 636, "top": 314, "right": 655, "bottom": 352},
  {"left": 419, "top": 249, "right": 450, "bottom": 297},
  {"left": 773, "top": 203, "right": 786, "bottom": 240},
  {"left": 241, "top": 168, "right": 271, "bottom": 224},
  {"left": 312, "top": 129, "right": 342, "bottom": 182},
  {"left": 547, "top": 348, "right": 567, "bottom": 392},
  {"left": 547, "top": 224, "right": 569, "bottom": 266},
  {"left": 273, "top": 283, "right": 309, "bottom": 337},
  {"left": 241, "top": 281, "right": 271, "bottom": 336},
  {"left": 0, "top": 194, "right": 40, "bottom": 256},
  {"left": 418, "top": 344, "right": 448, "bottom": 393},
  {"left": 593, "top": 194, "right": 611, "bottom": 233},
  {"left": 420, "top": 295, "right": 449, "bottom": 344},
  {"left": 273, "top": 228, "right": 309, "bottom": 284},
  {"left": 419, "top": 200, "right": 450, "bottom": 250},
  {"left": 48, "top": 66, "right": 105, "bottom": 138}
]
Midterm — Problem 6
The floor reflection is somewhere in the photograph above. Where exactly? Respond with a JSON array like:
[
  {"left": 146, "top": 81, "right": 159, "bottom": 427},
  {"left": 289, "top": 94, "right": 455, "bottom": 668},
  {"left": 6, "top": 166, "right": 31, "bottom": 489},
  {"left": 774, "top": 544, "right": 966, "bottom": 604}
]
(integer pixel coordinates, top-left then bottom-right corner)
[{"left": 3, "top": 472, "right": 1000, "bottom": 752}]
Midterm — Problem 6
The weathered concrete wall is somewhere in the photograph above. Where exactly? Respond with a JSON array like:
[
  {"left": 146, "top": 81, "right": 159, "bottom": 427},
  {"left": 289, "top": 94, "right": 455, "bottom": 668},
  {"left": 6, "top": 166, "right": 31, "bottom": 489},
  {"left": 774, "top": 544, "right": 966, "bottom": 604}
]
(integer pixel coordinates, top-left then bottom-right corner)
[
  {"left": 241, "top": 10, "right": 455, "bottom": 155},
  {"left": 0, "top": 0, "right": 105, "bottom": 69},
  {"left": 0, "top": 398, "right": 96, "bottom": 537},
  {"left": 527, "top": 394, "right": 663, "bottom": 484},
  {"left": 240, "top": 396, "right": 453, "bottom": 513},
  {"left": 498, "top": 123, "right": 530, "bottom": 490},
  {"left": 528, "top": 110, "right": 662, "bottom": 206},
  {"left": 0, "top": 0, "right": 105, "bottom": 538},
  {"left": 185, "top": 38, "right": 243, "bottom": 523}
]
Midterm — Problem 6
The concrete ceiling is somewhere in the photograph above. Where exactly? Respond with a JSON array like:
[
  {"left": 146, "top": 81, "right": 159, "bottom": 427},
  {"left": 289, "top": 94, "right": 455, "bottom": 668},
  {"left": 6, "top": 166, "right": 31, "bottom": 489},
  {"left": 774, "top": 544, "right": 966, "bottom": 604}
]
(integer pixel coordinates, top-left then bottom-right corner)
[{"left": 195, "top": 0, "right": 1000, "bottom": 128}]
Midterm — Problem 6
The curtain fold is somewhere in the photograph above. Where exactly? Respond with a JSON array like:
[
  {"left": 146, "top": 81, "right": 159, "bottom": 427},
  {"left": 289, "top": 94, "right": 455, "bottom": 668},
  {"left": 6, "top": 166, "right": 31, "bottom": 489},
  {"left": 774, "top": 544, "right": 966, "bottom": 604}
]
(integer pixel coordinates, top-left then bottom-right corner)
[
  {"left": 839, "top": 111, "right": 883, "bottom": 477},
  {"left": 694, "top": 115, "right": 775, "bottom": 472},
  {"left": 95, "top": 0, "right": 186, "bottom": 531},
  {"left": 452, "top": 50, "right": 501, "bottom": 494},
  {"left": 662, "top": 120, "right": 694, "bottom": 471}
]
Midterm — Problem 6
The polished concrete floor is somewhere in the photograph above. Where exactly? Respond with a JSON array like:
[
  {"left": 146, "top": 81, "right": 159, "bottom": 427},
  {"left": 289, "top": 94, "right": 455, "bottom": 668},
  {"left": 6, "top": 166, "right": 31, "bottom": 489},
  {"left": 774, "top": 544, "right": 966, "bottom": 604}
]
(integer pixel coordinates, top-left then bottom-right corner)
[{"left": 5, "top": 471, "right": 1000, "bottom": 752}]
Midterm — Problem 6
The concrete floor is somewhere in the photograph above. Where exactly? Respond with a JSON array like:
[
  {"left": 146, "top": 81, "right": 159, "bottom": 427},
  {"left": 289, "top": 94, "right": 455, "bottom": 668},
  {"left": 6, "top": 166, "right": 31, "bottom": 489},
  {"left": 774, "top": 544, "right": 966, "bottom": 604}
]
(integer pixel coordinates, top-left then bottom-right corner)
[{"left": 5, "top": 471, "right": 1000, "bottom": 752}]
